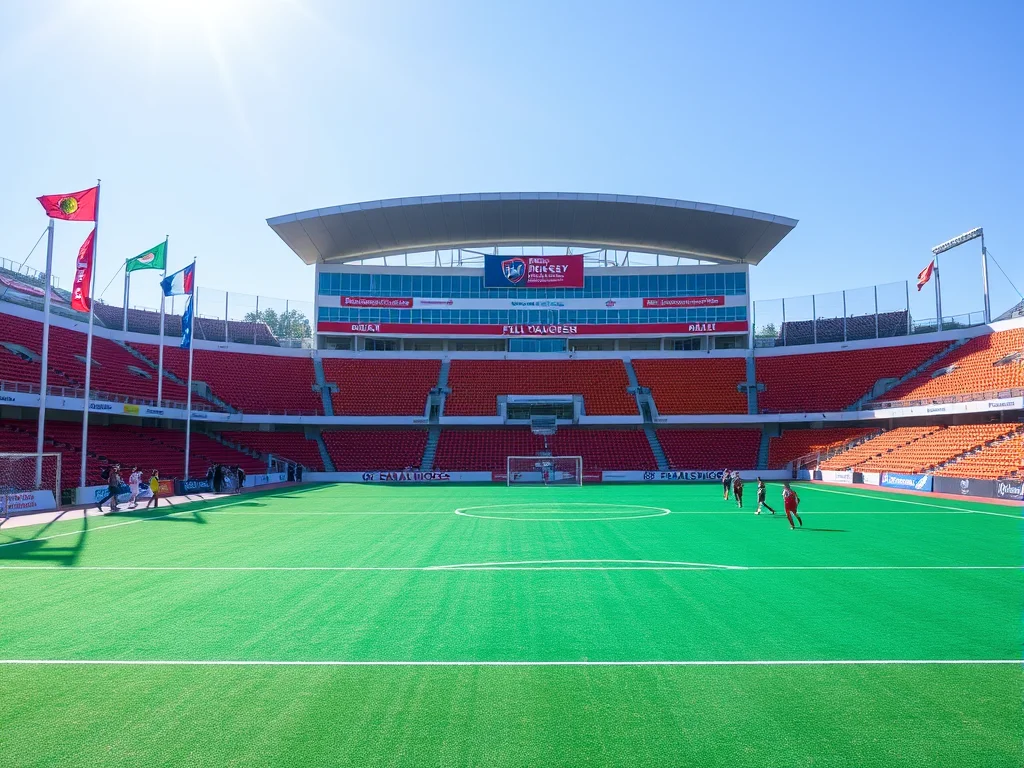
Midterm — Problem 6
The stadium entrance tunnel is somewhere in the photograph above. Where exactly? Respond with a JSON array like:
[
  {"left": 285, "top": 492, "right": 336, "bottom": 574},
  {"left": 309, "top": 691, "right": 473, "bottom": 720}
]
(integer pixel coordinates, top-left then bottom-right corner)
[{"left": 454, "top": 502, "right": 670, "bottom": 522}]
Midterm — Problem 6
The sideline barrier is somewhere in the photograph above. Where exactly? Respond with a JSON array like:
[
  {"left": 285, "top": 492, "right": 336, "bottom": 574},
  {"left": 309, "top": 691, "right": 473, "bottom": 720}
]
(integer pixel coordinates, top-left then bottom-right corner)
[
  {"left": 244, "top": 472, "right": 287, "bottom": 488},
  {"left": 75, "top": 483, "right": 152, "bottom": 506},
  {"left": 304, "top": 471, "right": 493, "bottom": 483},
  {"left": 602, "top": 470, "right": 792, "bottom": 483},
  {"left": 932, "top": 475, "right": 1024, "bottom": 501},
  {"left": 1, "top": 490, "right": 57, "bottom": 515},
  {"left": 880, "top": 472, "right": 933, "bottom": 492}
]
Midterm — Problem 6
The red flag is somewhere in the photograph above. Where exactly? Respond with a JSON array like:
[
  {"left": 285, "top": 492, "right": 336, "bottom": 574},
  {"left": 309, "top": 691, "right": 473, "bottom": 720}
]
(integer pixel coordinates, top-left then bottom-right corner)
[
  {"left": 37, "top": 186, "right": 98, "bottom": 221},
  {"left": 916, "top": 260, "right": 935, "bottom": 291},
  {"left": 71, "top": 229, "right": 96, "bottom": 312}
]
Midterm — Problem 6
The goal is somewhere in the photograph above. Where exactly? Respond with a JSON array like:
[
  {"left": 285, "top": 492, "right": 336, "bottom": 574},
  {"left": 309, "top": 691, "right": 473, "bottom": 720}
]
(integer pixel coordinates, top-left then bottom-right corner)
[
  {"left": 0, "top": 452, "right": 62, "bottom": 517},
  {"left": 507, "top": 456, "right": 583, "bottom": 486}
]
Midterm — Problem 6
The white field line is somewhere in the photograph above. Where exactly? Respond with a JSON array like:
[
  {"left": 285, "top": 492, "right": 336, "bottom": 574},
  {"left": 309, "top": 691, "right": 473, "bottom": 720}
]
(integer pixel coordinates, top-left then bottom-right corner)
[
  {"left": 0, "top": 659, "right": 1017, "bottom": 667},
  {"left": 804, "top": 486, "right": 1023, "bottom": 519},
  {"left": 0, "top": 563, "right": 1017, "bottom": 573}
]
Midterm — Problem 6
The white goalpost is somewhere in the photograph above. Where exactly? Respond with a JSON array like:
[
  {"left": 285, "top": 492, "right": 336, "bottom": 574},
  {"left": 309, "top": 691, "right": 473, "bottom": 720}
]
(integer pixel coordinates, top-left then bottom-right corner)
[
  {"left": 507, "top": 455, "right": 583, "bottom": 486},
  {"left": 0, "top": 452, "right": 62, "bottom": 517}
]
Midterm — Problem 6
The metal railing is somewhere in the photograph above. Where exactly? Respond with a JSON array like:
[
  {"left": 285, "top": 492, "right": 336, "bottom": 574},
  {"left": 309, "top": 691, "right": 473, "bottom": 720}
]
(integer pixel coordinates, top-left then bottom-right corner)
[
  {"left": 0, "top": 378, "right": 218, "bottom": 412},
  {"left": 868, "top": 387, "right": 1024, "bottom": 410}
]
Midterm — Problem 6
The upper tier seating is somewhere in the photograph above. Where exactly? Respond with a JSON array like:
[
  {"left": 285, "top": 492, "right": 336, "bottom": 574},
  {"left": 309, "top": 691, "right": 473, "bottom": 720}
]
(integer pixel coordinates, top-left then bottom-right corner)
[
  {"left": 657, "top": 429, "right": 761, "bottom": 470},
  {"left": 632, "top": 358, "right": 747, "bottom": 414},
  {"left": 130, "top": 344, "right": 320, "bottom": 414},
  {"left": 846, "top": 424, "right": 1019, "bottom": 474},
  {"left": 935, "top": 427, "right": 1023, "bottom": 479},
  {"left": 93, "top": 303, "right": 279, "bottom": 346},
  {"left": 1, "top": 312, "right": 193, "bottom": 404},
  {"left": 322, "top": 359, "right": 440, "bottom": 416},
  {"left": 878, "top": 329, "right": 1024, "bottom": 404},
  {"left": 445, "top": 360, "right": 635, "bottom": 416},
  {"left": 756, "top": 342, "right": 949, "bottom": 413},
  {"left": 218, "top": 431, "right": 325, "bottom": 471},
  {"left": 767, "top": 428, "right": 877, "bottom": 469},
  {"left": 776, "top": 311, "right": 911, "bottom": 347},
  {"left": 322, "top": 429, "right": 428, "bottom": 471}
]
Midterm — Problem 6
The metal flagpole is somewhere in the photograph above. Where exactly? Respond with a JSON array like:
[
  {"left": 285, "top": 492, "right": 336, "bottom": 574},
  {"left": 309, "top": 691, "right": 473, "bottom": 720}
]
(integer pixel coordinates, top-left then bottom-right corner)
[
  {"left": 80, "top": 180, "right": 101, "bottom": 488},
  {"left": 933, "top": 255, "right": 943, "bottom": 332},
  {"left": 157, "top": 236, "right": 168, "bottom": 404},
  {"left": 122, "top": 269, "right": 130, "bottom": 332},
  {"left": 34, "top": 218, "right": 56, "bottom": 488},
  {"left": 184, "top": 260, "right": 197, "bottom": 480},
  {"left": 980, "top": 233, "right": 991, "bottom": 324}
]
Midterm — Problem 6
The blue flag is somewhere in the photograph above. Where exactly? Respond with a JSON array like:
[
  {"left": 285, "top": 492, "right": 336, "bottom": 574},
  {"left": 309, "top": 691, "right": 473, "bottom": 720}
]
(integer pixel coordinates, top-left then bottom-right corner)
[{"left": 180, "top": 295, "right": 194, "bottom": 349}]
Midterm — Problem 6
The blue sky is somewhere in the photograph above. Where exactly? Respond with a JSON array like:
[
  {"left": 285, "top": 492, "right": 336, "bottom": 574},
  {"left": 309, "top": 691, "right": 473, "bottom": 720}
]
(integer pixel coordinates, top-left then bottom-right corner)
[{"left": 1, "top": 0, "right": 1021, "bottom": 324}]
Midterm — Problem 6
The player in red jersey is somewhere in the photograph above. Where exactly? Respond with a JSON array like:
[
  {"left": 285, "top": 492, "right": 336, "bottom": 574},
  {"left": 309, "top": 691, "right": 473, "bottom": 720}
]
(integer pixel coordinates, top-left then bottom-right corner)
[
  {"left": 782, "top": 482, "right": 803, "bottom": 529},
  {"left": 732, "top": 474, "right": 744, "bottom": 509}
]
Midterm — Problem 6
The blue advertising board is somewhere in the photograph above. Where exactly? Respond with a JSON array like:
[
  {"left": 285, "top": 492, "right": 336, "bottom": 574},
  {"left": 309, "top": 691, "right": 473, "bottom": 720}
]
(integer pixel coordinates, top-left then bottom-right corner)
[{"left": 880, "top": 472, "right": 933, "bottom": 492}]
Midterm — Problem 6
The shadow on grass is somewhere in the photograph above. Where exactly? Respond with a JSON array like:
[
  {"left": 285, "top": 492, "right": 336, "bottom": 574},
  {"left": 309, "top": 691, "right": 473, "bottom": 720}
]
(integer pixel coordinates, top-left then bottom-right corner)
[{"left": 799, "top": 528, "right": 847, "bottom": 533}]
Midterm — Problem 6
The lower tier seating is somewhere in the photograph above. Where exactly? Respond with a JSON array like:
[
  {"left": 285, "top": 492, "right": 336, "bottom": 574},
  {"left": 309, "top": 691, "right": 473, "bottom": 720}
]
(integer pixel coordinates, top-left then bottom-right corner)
[
  {"left": 819, "top": 427, "right": 941, "bottom": 471},
  {"left": 849, "top": 424, "right": 1020, "bottom": 475},
  {"left": 218, "top": 431, "right": 325, "bottom": 471},
  {"left": 656, "top": 429, "right": 761, "bottom": 470},
  {"left": 322, "top": 429, "right": 428, "bottom": 471},
  {"left": 935, "top": 428, "right": 1023, "bottom": 479},
  {"left": 768, "top": 428, "right": 876, "bottom": 469}
]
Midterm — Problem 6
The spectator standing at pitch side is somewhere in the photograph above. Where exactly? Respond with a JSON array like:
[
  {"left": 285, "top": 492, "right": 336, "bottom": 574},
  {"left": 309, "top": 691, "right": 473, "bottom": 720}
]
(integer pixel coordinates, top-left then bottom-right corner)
[
  {"left": 145, "top": 470, "right": 161, "bottom": 509},
  {"left": 128, "top": 466, "right": 143, "bottom": 509},
  {"left": 96, "top": 464, "right": 121, "bottom": 514}
]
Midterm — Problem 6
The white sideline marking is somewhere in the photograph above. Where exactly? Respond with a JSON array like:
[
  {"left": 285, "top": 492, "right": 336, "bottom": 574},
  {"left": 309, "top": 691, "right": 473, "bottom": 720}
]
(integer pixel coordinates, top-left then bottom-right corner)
[
  {"left": 805, "top": 486, "right": 1023, "bottom": 519},
  {"left": 0, "top": 563, "right": 1016, "bottom": 573},
  {"left": 0, "top": 508, "right": 210, "bottom": 549},
  {"left": 455, "top": 503, "right": 671, "bottom": 522},
  {"left": 0, "top": 659, "right": 1017, "bottom": 667}
]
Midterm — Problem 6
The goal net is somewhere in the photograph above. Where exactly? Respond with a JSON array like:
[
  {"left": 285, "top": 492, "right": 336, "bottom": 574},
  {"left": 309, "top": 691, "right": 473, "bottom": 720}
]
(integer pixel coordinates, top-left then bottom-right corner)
[
  {"left": 0, "top": 453, "right": 62, "bottom": 517},
  {"left": 507, "top": 456, "right": 583, "bottom": 486}
]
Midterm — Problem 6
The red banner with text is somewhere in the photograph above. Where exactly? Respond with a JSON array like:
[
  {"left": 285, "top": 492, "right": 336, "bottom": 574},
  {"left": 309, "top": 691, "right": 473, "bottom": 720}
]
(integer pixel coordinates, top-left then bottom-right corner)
[{"left": 318, "top": 321, "right": 748, "bottom": 336}]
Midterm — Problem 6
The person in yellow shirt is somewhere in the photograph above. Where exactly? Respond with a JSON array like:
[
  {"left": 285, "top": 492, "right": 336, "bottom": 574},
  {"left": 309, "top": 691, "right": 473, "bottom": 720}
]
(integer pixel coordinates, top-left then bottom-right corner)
[{"left": 145, "top": 470, "right": 161, "bottom": 509}]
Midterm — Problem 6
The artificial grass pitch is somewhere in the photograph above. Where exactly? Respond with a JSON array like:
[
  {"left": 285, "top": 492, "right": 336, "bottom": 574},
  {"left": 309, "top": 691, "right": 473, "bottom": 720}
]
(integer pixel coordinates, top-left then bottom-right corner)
[{"left": 0, "top": 482, "right": 1020, "bottom": 767}]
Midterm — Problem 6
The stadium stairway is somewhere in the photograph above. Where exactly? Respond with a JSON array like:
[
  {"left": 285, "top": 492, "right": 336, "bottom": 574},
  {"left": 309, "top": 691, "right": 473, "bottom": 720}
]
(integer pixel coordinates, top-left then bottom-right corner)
[
  {"left": 623, "top": 358, "right": 640, "bottom": 388},
  {"left": 421, "top": 426, "right": 441, "bottom": 471},
  {"left": 642, "top": 425, "right": 669, "bottom": 471},
  {"left": 745, "top": 356, "right": 758, "bottom": 414},
  {"left": 757, "top": 427, "right": 772, "bottom": 470},
  {"left": 312, "top": 357, "right": 336, "bottom": 416},
  {"left": 846, "top": 339, "right": 965, "bottom": 410},
  {"left": 313, "top": 429, "right": 335, "bottom": 471}
]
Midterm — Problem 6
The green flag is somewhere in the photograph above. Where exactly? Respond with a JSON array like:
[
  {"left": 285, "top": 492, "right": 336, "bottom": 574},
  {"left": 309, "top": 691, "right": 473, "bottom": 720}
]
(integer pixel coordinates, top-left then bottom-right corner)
[{"left": 126, "top": 241, "right": 167, "bottom": 273}]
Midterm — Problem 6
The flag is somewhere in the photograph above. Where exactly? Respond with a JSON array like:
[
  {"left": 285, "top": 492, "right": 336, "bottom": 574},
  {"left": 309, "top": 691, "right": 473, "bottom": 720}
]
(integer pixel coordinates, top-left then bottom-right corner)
[
  {"left": 70, "top": 229, "right": 96, "bottom": 312},
  {"left": 180, "top": 295, "right": 194, "bottom": 349},
  {"left": 37, "top": 187, "right": 98, "bottom": 222},
  {"left": 161, "top": 263, "right": 195, "bottom": 296},
  {"left": 916, "top": 260, "right": 935, "bottom": 291},
  {"left": 126, "top": 241, "right": 167, "bottom": 273}
]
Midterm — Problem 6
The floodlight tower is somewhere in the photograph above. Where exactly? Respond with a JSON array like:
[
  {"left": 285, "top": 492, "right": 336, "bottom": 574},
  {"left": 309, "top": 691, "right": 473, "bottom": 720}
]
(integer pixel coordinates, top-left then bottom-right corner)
[{"left": 931, "top": 227, "right": 988, "bottom": 326}]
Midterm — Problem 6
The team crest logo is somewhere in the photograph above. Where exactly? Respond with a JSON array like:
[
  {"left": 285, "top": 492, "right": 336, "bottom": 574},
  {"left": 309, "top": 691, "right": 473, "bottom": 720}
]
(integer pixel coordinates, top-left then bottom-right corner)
[
  {"left": 605, "top": 300, "right": 617, "bottom": 307},
  {"left": 58, "top": 196, "right": 79, "bottom": 216},
  {"left": 502, "top": 258, "right": 527, "bottom": 284}
]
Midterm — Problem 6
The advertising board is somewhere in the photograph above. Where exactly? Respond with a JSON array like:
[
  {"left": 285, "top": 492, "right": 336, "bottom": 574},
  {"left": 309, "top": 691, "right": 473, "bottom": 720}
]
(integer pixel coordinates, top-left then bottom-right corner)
[
  {"left": 880, "top": 472, "right": 933, "bottom": 492},
  {"left": 483, "top": 255, "right": 585, "bottom": 288}
]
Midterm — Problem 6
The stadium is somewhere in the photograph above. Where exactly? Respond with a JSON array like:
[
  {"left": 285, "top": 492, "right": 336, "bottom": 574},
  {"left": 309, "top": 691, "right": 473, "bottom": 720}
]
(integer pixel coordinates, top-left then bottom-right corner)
[{"left": 1, "top": 192, "right": 1021, "bottom": 766}]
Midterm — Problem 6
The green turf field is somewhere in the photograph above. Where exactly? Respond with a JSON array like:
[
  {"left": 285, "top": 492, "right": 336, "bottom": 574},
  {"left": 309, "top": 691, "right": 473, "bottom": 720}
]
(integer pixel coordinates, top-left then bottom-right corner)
[{"left": 0, "top": 482, "right": 1020, "bottom": 767}]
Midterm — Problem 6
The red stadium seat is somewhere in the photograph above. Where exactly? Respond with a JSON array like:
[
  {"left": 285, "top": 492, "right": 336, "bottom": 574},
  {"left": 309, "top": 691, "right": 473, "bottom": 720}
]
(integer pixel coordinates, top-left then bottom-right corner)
[{"left": 633, "top": 358, "right": 747, "bottom": 414}]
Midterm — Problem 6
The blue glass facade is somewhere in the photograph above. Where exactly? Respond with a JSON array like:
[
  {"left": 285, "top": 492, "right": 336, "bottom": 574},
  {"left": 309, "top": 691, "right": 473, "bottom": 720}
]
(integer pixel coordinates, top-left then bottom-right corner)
[
  {"left": 318, "top": 270, "right": 748, "bottom": 328},
  {"left": 319, "top": 271, "right": 747, "bottom": 299}
]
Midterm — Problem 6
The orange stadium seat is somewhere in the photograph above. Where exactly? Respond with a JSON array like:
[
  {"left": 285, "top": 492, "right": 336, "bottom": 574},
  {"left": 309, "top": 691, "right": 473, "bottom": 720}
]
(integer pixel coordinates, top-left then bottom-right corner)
[
  {"left": 323, "top": 359, "right": 440, "bottom": 416},
  {"left": 767, "top": 428, "right": 877, "bottom": 469},
  {"left": 756, "top": 342, "right": 949, "bottom": 413},
  {"left": 880, "top": 329, "right": 1024, "bottom": 403},
  {"left": 445, "top": 360, "right": 635, "bottom": 416},
  {"left": 656, "top": 429, "right": 761, "bottom": 470},
  {"left": 935, "top": 427, "right": 1023, "bottom": 479},
  {"left": 433, "top": 429, "right": 543, "bottom": 473},
  {"left": 632, "top": 358, "right": 747, "bottom": 414},
  {"left": 218, "top": 431, "right": 325, "bottom": 471}
]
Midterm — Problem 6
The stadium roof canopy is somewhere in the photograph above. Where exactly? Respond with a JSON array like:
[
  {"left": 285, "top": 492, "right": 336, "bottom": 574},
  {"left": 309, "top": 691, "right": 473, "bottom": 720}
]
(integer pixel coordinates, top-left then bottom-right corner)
[{"left": 267, "top": 193, "right": 798, "bottom": 266}]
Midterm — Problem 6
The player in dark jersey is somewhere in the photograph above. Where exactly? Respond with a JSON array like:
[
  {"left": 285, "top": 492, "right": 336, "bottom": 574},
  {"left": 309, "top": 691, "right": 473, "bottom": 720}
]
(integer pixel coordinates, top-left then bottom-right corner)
[
  {"left": 755, "top": 477, "right": 776, "bottom": 515},
  {"left": 722, "top": 469, "right": 731, "bottom": 500},
  {"left": 732, "top": 474, "right": 744, "bottom": 508},
  {"left": 782, "top": 482, "right": 803, "bottom": 529}
]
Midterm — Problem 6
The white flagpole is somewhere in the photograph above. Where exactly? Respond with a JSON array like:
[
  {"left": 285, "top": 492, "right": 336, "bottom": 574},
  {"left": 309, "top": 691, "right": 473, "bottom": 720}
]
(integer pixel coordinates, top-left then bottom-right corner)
[
  {"left": 933, "top": 255, "right": 943, "bottom": 332},
  {"left": 122, "top": 268, "right": 129, "bottom": 332},
  {"left": 184, "top": 259, "right": 196, "bottom": 479},
  {"left": 157, "top": 236, "right": 168, "bottom": 404},
  {"left": 34, "top": 218, "right": 56, "bottom": 489},
  {"left": 80, "top": 180, "right": 101, "bottom": 488}
]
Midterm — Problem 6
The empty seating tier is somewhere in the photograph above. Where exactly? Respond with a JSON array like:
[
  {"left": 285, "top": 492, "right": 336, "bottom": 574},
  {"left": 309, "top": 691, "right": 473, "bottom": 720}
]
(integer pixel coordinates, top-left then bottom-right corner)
[
  {"left": 819, "top": 427, "right": 942, "bottom": 471},
  {"left": 322, "top": 429, "right": 428, "bottom": 471},
  {"left": 935, "top": 427, "right": 1023, "bottom": 479},
  {"left": 756, "top": 342, "right": 948, "bottom": 413},
  {"left": 445, "top": 360, "right": 635, "bottom": 416},
  {"left": 218, "top": 431, "right": 325, "bottom": 471},
  {"left": 879, "top": 329, "right": 1024, "bottom": 404},
  {"left": 768, "top": 428, "right": 876, "bottom": 469},
  {"left": 656, "top": 429, "right": 761, "bottom": 470},
  {"left": 323, "top": 359, "right": 440, "bottom": 416},
  {"left": 632, "top": 358, "right": 747, "bottom": 414}
]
